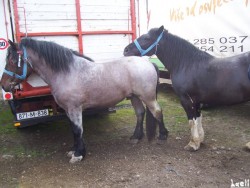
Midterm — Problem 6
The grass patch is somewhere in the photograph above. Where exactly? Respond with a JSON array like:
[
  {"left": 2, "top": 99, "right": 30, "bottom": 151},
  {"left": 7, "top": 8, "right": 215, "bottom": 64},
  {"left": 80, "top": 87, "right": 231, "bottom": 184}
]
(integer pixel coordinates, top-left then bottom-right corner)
[
  {"left": 157, "top": 88, "right": 188, "bottom": 134},
  {"left": 84, "top": 100, "right": 136, "bottom": 141},
  {"left": 0, "top": 145, "right": 47, "bottom": 158},
  {"left": 0, "top": 87, "right": 190, "bottom": 153},
  {"left": 0, "top": 105, "right": 17, "bottom": 134}
]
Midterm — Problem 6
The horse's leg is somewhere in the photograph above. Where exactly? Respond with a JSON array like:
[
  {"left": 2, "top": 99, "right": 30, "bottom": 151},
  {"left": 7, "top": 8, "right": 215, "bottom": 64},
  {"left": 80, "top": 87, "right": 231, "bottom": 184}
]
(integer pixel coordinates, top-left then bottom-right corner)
[
  {"left": 181, "top": 97, "right": 204, "bottom": 151},
  {"left": 144, "top": 100, "right": 168, "bottom": 141},
  {"left": 246, "top": 142, "right": 250, "bottom": 151},
  {"left": 130, "top": 96, "right": 145, "bottom": 143},
  {"left": 66, "top": 107, "right": 86, "bottom": 163},
  {"left": 197, "top": 112, "right": 204, "bottom": 143}
]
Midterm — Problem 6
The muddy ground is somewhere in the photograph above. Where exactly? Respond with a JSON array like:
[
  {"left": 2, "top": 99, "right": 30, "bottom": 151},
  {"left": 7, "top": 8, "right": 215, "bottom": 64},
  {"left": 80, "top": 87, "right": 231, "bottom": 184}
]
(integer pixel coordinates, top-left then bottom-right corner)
[{"left": 0, "top": 84, "right": 249, "bottom": 188}]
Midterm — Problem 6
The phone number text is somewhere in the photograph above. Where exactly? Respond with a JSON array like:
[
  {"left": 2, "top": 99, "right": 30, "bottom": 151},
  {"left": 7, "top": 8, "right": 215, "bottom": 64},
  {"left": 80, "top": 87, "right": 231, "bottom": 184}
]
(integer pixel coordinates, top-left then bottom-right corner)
[{"left": 192, "top": 36, "right": 248, "bottom": 53}]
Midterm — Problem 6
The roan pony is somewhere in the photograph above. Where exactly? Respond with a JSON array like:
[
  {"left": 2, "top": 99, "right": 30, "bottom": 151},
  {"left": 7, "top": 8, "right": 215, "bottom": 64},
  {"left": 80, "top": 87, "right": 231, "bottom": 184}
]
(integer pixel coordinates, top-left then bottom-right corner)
[
  {"left": 124, "top": 26, "right": 250, "bottom": 151},
  {"left": 1, "top": 38, "right": 168, "bottom": 163}
]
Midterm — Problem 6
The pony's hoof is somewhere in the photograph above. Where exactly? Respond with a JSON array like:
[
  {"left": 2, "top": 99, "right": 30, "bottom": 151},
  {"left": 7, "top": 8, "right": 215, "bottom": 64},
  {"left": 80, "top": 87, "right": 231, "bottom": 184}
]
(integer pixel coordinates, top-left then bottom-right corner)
[
  {"left": 184, "top": 144, "right": 199, "bottom": 152},
  {"left": 158, "top": 134, "right": 168, "bottom": 141},
  {"left": 245, "top": 142, "right": 250, "bottom": 151},
  {"left": 156, "top": 139, "right": 166, "bottom": 145},
  {"left": 67, "top": 151, "right": 75, "bottom": 158},
  {"left": 69, "top": 154, "right": 83, "bottom": 164},
  {"left": 130, "top": 138, "right": 139, "bottom": 144}
]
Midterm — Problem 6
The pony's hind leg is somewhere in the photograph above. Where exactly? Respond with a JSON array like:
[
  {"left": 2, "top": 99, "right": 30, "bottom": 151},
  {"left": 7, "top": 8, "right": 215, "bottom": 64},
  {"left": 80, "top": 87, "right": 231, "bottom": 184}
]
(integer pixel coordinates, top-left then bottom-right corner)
[
  {"left": 130, "top": 96, "right": 145, "bottom": 143},
  {"left": 66, "top": 107, "right": 86, "bottom": 163},
  {"left": 145, "top": 100, "right": 168, "bottom": 141}
]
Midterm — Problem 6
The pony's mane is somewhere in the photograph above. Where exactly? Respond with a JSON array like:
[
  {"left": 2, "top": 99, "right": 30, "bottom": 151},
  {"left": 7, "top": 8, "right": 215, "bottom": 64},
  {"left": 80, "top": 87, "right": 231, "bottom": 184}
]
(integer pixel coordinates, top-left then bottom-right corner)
[
  {"left": 149, "top": 28, "right": 214, "bottom": 70},
  {"left": 165, "top": 32, "right": 213, "bottom": 62},
  {"left": 20, "top": 38, "right": 93, "bottom": 72},
  {"left": 72, "top": 50, "right": 94, "bottom": 62}
]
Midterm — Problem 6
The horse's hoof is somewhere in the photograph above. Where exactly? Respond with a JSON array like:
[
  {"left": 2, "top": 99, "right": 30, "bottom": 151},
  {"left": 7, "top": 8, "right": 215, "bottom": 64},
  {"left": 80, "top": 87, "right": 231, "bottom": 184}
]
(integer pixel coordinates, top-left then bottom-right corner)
[
  {"left": 245, "top": 142, "right": 250, "bottom": 151},
  {"left": 67, "top": 151, "right": 75, "bottom": 158},
  {"left": 156, "top": 139, "right": 166, "bottom": 145},
  {"left": 69, "top": 154, "right": 83, "bottom": 164},
  {"left": 158, "top": 134, "right": 168, "bottom": 141},
  {"left": 130, "top": 138, "right": 139, "bottom": 144},
  {"left": 184, "top": 144, "right": 198, "bottom": 152}
]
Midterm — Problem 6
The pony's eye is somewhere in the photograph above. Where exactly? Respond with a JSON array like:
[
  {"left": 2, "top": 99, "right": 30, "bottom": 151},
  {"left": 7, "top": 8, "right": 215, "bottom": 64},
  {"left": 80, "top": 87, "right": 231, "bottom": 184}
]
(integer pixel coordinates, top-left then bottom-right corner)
[
  {"left": 8, "top": 58, "right": 17, "bottom": 65},
  {"left": 8, "top": 59, "right": 14, "bottom": 65}
]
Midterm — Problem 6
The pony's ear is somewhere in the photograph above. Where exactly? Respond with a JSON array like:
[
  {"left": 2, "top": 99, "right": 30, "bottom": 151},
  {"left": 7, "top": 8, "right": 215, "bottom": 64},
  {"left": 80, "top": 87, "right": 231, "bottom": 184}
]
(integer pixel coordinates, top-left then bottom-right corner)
[
  {"left": 8, "top": 40, "right": 17, "bottom": 50},
  {"left": 157, "top": 25, "right": 164, "bottom": 35}
]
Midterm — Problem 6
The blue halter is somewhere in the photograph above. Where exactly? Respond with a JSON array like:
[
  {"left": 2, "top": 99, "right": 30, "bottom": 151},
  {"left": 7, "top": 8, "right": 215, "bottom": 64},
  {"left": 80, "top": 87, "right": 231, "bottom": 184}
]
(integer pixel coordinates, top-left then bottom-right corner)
[
  {"left": 4, "top": 46, "right": 29, "bottom": 80},
  {"left": 134, "top": 30, "right": 164, "bottom": 56}
]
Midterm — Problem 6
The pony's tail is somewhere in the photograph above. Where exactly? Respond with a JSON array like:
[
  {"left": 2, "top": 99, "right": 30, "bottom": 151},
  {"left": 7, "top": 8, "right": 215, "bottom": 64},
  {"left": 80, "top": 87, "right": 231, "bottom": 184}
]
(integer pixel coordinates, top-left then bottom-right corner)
[{"left": 146, "top": 63, "right": 159, "bottom": 141}]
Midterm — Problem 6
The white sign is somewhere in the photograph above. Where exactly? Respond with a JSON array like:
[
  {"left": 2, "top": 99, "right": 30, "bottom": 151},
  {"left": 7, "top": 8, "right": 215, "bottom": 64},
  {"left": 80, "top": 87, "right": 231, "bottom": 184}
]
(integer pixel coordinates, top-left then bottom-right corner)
[
  {"left": 0, "top": 1, "right": 11, "bottom": 79},
  {"left": 147, "top": 0, "right": 250, "bottom": 57}
]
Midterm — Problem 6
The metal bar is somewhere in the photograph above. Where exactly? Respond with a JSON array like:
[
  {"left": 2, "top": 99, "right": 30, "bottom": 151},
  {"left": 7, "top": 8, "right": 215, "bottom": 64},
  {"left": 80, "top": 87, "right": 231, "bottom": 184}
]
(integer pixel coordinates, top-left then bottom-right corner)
[
  {"left": 18, "top": 31, "right": 134, "bottom": 37},
  {"left": 3, "top": 0, "right": 9, "bottom": 39},
  {"left": 137, "top": 0, "right": 140, "bottom": 36},
  {"left": 75, "top": 0, "right": 83, "bottom": 54},
  {"left": 12, "top": 0, "right": 137, "bottom": 99},
  {"left": 13, "top": 0, "right": 21, "bottom": 42},
  {"left": 19, "top": 31, "right": 79, "bottom": 37},
  {"left": 14, "top": 87, "right": 51, "bottom": 99},
  {"left": 18, "top": 7, "right": 27, "bottom": 37},
  {"left": 130, "top": 0, "right": 137, "bottom": 40},
  {"left": 82, "top": 31, "right": 134, "bottom": 35}
]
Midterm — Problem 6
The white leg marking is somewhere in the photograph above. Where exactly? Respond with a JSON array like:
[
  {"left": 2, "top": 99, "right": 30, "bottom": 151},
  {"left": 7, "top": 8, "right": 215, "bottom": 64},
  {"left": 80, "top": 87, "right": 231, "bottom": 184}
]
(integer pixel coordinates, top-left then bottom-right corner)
[
  {"left": 69, "top": 154, "right": 83, "bottom": 164},
  {"left": 66, "top": 108, "right": 84, "bottom": 163},
  {"left": 197, "top": 115, "right": 204, "bottom": 143},
  {"left": 246, "top": 142, "right": 250, "bottom": 150},
  {"left": 147, "top": 100, "right": 162, "bottom": 120},
  {"left": 185, "top": 118, "right": 202, "bottom": 151},
  {"left": 67, "top": 151, "right": 75, "bottom": 158}
]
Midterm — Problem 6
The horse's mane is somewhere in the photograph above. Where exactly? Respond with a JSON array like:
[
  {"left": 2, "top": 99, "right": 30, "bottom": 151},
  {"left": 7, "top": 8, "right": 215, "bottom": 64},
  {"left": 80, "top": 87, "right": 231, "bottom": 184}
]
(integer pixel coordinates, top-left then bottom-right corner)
[
  {"left": 20, "top": 38, "right": 93, "bottom": 72},
  {"left": 71, "top": 50, "right": 94, "bottom": 62},
  {"left": 150, "top": 28, "right": 214, "bottom": 70}
]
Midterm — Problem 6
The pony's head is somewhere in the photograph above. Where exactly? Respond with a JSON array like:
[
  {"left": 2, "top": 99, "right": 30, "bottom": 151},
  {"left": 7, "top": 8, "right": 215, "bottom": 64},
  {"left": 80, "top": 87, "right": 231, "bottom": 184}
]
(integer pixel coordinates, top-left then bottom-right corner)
[
  {"left": 124, "top": 25, "right": 165, "bottom": 57},
  {"left": 0, "top": 40, "right": 33, "bottom": 92}
]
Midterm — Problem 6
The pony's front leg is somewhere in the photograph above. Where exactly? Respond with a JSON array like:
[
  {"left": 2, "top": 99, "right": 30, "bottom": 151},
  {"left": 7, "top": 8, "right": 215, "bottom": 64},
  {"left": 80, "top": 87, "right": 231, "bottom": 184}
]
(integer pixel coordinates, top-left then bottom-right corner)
[
  {"left": 181, "top": 99, "right": 204, "bottom": 151},
  {"left": 66, "top": 108, "right": 86, "bottom": 163},
  {"left": 246, "top": 142, "right": 250, "bottom": 151},
  {"left": 185, "top": 115, "right": 204, "bottom": 151}
]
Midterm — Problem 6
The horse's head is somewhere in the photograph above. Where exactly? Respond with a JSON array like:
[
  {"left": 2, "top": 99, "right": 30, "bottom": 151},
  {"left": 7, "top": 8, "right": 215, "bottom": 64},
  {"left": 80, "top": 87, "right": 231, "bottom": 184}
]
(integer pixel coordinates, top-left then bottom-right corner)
[
  {"left": 124, "top": 25, "right": 165, "bottom": 57},
  {"left": 0, "top": 40, "right": 33, "bottom": 92}
]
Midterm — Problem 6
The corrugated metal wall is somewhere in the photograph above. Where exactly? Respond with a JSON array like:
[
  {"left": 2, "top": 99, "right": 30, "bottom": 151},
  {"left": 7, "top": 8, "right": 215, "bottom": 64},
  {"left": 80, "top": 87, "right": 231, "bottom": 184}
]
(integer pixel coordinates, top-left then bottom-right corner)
[
  {"left": 8, "top": 0, "right": 137, "bottom": 89},
  {"left": 14, "top": 0, "right": 135, "bottom": 61}
]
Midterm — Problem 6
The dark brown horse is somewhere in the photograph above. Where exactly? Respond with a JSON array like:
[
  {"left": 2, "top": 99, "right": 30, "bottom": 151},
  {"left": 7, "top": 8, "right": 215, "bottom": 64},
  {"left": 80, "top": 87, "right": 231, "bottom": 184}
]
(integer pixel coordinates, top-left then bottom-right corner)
[{"left": 124, "top": 26, "right": 250, "bottom": 151}]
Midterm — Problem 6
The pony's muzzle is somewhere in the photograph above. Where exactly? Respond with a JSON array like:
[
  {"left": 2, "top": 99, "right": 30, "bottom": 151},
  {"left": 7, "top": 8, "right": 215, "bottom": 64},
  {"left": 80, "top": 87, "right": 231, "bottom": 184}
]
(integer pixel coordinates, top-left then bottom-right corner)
[
  {"left": 1, "top": 82, "right": 15, "bottom": 92},
  {"left": 1, "top": 85, "right": 8, "bottom": 92},
  {"left": 123, "top": 47, "right": 129, "bottom": 56}
]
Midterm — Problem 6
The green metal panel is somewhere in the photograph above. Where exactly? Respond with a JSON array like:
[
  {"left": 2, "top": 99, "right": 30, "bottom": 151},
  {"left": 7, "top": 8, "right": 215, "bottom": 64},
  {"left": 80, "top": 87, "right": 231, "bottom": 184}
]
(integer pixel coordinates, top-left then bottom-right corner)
[{"left": 150, "top": 57, "right": 165, "bottom": 70}]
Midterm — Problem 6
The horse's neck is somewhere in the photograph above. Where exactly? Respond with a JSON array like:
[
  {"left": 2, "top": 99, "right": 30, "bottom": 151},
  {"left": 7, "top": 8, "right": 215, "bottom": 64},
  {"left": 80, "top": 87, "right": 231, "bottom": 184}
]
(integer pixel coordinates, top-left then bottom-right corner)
[
  {"left": 156, "top": 34, "right": 213, "bottom": 73},
  {"left": 27, "top": 49, "right": 55, "bottom": 85}
]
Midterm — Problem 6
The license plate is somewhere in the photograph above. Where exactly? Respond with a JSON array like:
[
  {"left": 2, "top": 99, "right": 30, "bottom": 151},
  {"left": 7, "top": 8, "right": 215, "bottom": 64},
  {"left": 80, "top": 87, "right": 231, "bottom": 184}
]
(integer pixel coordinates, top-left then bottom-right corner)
[{"left": 16, "top": 109, "right": 50, "bottom": 120}]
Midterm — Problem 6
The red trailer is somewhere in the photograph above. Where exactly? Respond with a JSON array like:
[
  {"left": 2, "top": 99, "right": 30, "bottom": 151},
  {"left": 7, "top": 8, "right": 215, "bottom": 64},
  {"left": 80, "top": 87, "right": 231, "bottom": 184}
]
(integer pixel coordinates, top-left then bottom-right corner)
[{"left": 1, "top": 0, "right": 138, "bottom": 127}]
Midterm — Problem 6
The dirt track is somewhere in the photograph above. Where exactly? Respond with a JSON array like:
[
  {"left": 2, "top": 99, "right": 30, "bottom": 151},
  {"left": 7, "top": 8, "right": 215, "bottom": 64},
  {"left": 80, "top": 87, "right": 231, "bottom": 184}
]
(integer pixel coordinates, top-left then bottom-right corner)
[{"left": 0, "top": 84, "right": 249, "bottom": 188}]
